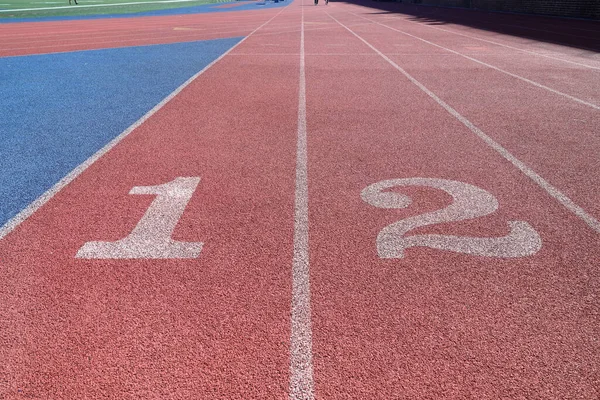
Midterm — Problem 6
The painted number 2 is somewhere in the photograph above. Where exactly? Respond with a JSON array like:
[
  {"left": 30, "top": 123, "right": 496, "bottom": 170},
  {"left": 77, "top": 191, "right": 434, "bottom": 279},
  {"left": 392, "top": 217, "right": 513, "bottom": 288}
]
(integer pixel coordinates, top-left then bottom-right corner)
[
  {"left": 361, "top": 178, "right": 541, "bottom": 259},
  {"left": 76, "top": 177, "right": 203, "bottom": 259}
]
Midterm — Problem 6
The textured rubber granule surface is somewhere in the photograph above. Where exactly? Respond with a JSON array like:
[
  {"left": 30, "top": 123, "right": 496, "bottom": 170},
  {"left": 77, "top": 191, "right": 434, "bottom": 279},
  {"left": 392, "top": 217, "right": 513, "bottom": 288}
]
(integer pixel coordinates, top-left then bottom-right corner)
[
  {"left": 303, "top": 5, "right": 599, "bottom": 399},
  {"left": 0, "top": 9, "right": 282, "bottom": 57},
  {"left": 1, "top": 0, "right": 599, "bottom": 398},
  {"left": 0, "top": 6, "right": 301, "bottom": 399}
]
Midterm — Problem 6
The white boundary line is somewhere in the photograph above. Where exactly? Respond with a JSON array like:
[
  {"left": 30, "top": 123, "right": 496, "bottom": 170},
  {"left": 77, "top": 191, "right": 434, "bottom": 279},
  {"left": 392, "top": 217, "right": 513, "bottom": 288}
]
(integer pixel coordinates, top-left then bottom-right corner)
[
  {"left": 407, "top": 21, "right": 600, "bottom": 71},
  {"left": 0, "top": 29, "right": 253, "bottom": 54},
  {"left": 347, "top": 11, "right": 600, "bottom": 111},
  {"left": 326, "top": 11, "right": 600, "bottom": 235},
  {"left": 0, "top": 35, "right": 249, "bottom": 58},
  {"left": 0, "top": 0, "right": 222, "bottom": 13},
  {"left": 387, "top": 4, "right": 600, "bottom": 36},
  {"left": 0, "top": 24, "right": 255, "bottom": 44},
  {"left": 0, "top": 6, "right": 287, "bottom": 241},
  {"left": 290, "top": 3, "right": 314, "bottom": 400}
]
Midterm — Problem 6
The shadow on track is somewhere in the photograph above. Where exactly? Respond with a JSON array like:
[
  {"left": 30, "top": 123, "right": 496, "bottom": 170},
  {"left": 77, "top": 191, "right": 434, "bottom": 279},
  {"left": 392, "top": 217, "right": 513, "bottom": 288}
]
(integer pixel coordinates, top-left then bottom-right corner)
[{"left": 332, "top": 0, "right": 600, "bottom": 53}]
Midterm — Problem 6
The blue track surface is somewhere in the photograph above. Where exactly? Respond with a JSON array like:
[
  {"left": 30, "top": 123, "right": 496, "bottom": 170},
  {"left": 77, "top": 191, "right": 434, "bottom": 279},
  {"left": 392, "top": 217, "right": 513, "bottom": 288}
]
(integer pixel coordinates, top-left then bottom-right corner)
[
  {"left": 0, "top": 37, "right": 242, "bottom": 227},
  {"left": 0, "top": 1, "right": 287, "bottom": 24}
]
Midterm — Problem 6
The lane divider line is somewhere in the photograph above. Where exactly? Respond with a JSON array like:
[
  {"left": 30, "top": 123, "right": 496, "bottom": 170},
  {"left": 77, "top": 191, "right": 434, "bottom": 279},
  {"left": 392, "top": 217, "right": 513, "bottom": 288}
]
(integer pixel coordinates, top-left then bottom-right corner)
[
  {"left": 0, "top": 31, "right": 255, "bottom": 57},
  {"left": 402, "top": 18, "right": 600, "bottom": 71},
  {"left": 289, "top": 1, "right": 314, "bottom": 399},
  {"left": 346, "top": 10, "right": 600, "bottom": 111},
  {"left": 1, "top": 0, "right": 228, "bottom": 13},
  {"left": 0, "top": 20, "right": 261, "bottom": 38},
  {"left": 229, "top": 53, "right": 378, "bottom": 56},
  {"left": 0, "top": 6, "right": 288, "bottom": 241},
  {"left": 373, "top": 4, "right": 600, "bottom": 39},
  {"left": 1, "top": 24, "right": 254, "bottom": 45},
  {"left": 326, "top": 11, "right": 600, "bottom": 235}
]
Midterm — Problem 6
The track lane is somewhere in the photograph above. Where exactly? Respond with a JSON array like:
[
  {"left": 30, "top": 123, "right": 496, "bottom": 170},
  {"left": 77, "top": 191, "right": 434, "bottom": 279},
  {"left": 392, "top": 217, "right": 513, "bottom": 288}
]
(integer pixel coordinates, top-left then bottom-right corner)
[
  {"left": 303, "top": 4, "right": 599, "bottom": 399},
  {"left": 377, "top": 16, "right": 600, "bottom": 71},
  {"left": 0, "top": 9, "right": 284, "bottom": 56},
  {"left": 0, "top": 4, "right": 304, "bottom": 398},
  {"left": 343, "top": 0, "right": 600, "bottom": 45},
  {"left": 1, "top": 0, "right": 599, "bottom": 398},
  {"left": 345, "top": 6, "right": 600, "bottom": 107},
  {"left": 346, "top": 1, "right": 600, "bottom": 69},
  {"left": 0, "top": 31, "right": 253, "bottom": 57},
  {"left": 323, "top": 9, "right": 600, "bottom": 226}
]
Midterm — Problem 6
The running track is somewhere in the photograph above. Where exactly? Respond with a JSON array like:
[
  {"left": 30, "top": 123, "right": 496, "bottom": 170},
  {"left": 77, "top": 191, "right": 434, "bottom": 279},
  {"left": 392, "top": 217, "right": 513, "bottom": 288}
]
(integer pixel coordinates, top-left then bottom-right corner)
[{"left": 1, "top": 0, "right": 599, "bottom": 398}]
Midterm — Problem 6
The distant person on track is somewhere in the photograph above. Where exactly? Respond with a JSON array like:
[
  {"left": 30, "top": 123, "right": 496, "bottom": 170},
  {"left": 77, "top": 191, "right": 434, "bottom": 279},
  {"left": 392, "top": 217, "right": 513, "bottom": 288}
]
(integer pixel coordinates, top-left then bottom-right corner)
[{"left": 69, "top": 0, "right": 78, "bottom": 4}]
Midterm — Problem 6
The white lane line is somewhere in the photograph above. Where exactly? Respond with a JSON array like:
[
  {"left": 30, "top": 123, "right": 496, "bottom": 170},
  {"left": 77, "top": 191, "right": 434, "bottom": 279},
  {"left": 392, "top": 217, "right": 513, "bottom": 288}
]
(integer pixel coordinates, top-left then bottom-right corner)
[
  {"left": 497, "top": 21, "right": 597, "bottom": 40},
  {"left": 0, "top": 25, "right": 255, "bottom": 48},
  {"left": 0, "top": 6, "right": 287, "bottom": 241},
  {"left": 0, "top": 0, "right": 216, "bottom": 12},
  {"left": 289, "top": 1, "right": 314, "bottom": 399},
  {"left": 0, "top": 38, "right": 229, "bottom": 58},
  {"left": 1, "top": 26, "right": 224, "bottom": 46},
  {"left": 327, "top": 11, "right": 600, "bottom": 235},
  {"left": 0, "top": 30, "right": 253, "bottom": 56},
  {"left": 229, "top": 52, "right": 377, "bottom": 55},
  {"left": 348, "top": 11, "right": 600, "bottom": 111},
  {"left": 408, "top": 21, "right": 600, "bottom": 71},
  {"left": 378, "top": 5, "right": 600, "bottom": 38}
]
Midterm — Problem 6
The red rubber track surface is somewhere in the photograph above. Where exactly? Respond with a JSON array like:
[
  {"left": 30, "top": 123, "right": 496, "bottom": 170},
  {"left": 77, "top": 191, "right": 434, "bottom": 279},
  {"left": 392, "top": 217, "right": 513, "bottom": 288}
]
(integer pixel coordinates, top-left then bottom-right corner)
[
  {"left": 0, "top": 8, "right": 286, "bottom": 57},
  {"left": 329, "top": 7, "right": 600, "bottom": 222},
  {"left": 361, "top": 12, "right": 600, "bottom": 105},
  {"left": 0, "top": 6, "right": 301, "bottom": 399},
  {"left": 1, "top": 0, "right": 599, "bottom": 398},
  {"left": 348, "top": 0, "right": 600, "bottom": 55},
  {"left": 303, "top": 7, "right": 599, "bottom": 399},
  {"left": 380, "top": 13, "right": 600, "bottom": 68}
]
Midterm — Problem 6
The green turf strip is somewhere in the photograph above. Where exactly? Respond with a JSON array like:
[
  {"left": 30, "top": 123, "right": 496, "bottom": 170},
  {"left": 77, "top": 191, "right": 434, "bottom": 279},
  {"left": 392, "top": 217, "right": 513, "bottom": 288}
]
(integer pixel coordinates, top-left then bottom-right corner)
[{"left": 0, "top": 0, "right": 231, "bottom": 18}]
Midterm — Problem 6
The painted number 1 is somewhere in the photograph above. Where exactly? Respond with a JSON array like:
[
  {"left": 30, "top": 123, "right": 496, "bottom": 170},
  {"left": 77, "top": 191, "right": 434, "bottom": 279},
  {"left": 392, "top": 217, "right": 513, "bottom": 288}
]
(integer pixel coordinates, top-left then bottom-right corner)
[
  {"left": 361, "top": 178, "right": 542, "bottom": 259},
  {"left": 76, "top": 177, "right": 203, "bottom": 259}
]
